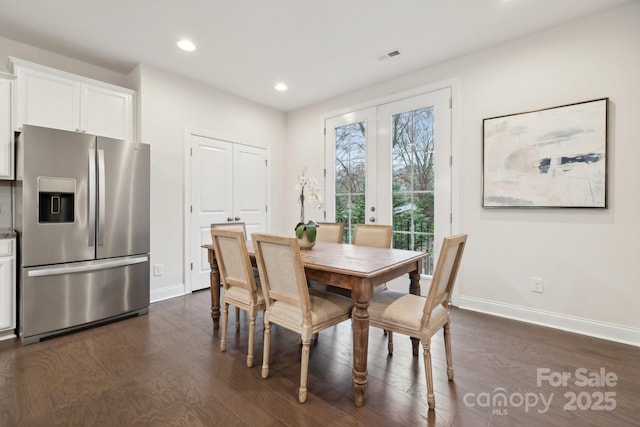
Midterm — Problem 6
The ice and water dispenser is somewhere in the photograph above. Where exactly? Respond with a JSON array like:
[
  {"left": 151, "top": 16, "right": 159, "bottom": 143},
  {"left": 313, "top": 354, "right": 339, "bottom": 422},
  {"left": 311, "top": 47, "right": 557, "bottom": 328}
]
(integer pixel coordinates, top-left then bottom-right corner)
[{"left": 38, "top": 177, "right": 75, "bottom": 223}]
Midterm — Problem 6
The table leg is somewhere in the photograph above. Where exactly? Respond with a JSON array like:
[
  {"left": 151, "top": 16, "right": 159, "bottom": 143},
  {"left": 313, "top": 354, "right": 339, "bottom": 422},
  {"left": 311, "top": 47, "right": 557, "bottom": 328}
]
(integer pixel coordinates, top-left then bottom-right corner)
[
  {"left": 409, "top": 269, "right": 421, "bottom": 356},
  {"left": 352, "top": 282, "right": 372, "bottom": 407},
  {"left": 207, "top": 249, "right": 221, "bottom": 330}
]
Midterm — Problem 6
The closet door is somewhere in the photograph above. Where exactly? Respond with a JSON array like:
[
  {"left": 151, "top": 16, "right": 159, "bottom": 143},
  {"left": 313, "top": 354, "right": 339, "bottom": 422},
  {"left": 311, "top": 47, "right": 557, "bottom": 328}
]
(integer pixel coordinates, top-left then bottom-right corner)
[{"left": 189, "top": 134, "right": 267, "bottom": 291}]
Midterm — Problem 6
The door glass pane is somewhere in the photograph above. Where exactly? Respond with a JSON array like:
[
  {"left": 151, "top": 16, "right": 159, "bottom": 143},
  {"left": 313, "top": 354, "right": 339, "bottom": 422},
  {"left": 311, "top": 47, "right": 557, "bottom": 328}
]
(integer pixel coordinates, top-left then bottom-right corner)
[
  {"left": 391, "top": 107, "right": 435, "bottom": 274},
  {"left": 335, "top": 122, "right": 366, "bottom": 243}
]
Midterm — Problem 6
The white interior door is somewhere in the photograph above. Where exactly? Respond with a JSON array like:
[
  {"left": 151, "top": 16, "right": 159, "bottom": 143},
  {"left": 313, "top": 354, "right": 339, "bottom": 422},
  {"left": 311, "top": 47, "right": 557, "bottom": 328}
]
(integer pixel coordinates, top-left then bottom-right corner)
[
  {"left": 189, "top": 134, "right": 267, "bottom": 291},
  {"left": 232, "top": 144, "right": 268, "bottom": 237},
  {"left": 190, "top": 135, "right": 233, "bottom": 291}
]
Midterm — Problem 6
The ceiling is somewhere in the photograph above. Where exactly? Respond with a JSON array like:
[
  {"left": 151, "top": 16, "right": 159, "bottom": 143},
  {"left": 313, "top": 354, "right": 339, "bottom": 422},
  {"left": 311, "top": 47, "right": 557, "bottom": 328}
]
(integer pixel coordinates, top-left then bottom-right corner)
[{"left": 0, "top": 0, "right": 634, "bottom": 112}]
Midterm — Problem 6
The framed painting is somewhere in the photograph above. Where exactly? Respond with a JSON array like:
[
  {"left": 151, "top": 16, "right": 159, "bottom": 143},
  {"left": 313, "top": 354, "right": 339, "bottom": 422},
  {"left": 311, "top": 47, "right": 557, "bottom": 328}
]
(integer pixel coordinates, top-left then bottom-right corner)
[{"left": 482, "top": 98, "right": 608, "bottom": 208}]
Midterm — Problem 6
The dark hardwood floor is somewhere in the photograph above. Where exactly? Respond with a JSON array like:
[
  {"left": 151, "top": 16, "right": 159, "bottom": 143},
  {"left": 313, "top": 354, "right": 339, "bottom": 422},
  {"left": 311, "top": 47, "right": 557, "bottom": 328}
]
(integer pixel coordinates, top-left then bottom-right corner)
[{"left": 0, "top": 289, "right": 638, "bottom": 426}]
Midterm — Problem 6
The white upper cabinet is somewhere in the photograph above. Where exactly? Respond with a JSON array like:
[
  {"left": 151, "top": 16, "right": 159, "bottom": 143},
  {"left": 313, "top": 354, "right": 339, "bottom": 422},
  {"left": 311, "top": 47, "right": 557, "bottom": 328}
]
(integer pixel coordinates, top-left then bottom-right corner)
[
  {"left": 11, "top": 58, "right": 135, "bottom": 141},
  {"left": 0, "top": 74, "right": 13, "bottom": 179}
]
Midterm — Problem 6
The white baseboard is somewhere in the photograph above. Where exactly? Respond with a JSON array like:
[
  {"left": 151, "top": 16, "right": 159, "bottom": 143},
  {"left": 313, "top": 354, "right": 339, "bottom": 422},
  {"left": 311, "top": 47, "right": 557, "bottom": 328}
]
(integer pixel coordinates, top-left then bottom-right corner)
[
  {"left": 150, "top": 283, "right": 186, "bottom": 303},
  {"left": 457, "top": 296, "right": 640, "bottom": 347}
]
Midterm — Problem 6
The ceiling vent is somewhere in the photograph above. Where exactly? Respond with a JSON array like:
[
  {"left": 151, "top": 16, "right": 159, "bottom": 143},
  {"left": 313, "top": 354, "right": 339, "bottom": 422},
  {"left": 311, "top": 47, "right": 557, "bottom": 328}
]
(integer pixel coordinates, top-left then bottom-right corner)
[{"left": 377, "top": 50, "right": 401, "bottom": 61}]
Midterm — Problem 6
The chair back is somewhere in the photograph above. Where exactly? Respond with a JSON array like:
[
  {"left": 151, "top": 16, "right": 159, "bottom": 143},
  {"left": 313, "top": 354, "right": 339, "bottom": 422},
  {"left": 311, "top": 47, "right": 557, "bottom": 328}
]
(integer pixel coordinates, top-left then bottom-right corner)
[
  {"left": 252, "top": 233, "right": 311, "bottom": 322},
  {"left": 315, "top": 222, "right": 345, "bottom": 243},
  {"left": 210, "top": 228, "right": 259, "bottom": 297},
  {"left": 211, "top": 222, "right": 248, "bottom": 239},
  {"left": 353, "top": 224, "right": 392, "bottom": 248},
  {"left": 422, "top": 234, "right": 467, "bottom": 320}
]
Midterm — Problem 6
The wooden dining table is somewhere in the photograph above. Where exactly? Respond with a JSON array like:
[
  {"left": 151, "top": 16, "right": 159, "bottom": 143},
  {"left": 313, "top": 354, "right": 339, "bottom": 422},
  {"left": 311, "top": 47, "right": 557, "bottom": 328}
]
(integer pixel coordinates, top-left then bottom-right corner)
[{"left": 202, "top": 240, "right": 428, "bottom": 407}]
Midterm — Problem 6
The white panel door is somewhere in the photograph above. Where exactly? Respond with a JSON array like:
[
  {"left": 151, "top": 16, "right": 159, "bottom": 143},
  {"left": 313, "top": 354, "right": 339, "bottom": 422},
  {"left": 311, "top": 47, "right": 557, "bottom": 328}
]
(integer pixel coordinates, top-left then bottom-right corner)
[
  {"left": 189, "top": 134, "right": 267, "bottom": 291},
  {"left": 233, "top": 143, "right": 267, "bottom": 237},
  {"left": 190, "top": 135, "right": 233, "bottom": 291}
]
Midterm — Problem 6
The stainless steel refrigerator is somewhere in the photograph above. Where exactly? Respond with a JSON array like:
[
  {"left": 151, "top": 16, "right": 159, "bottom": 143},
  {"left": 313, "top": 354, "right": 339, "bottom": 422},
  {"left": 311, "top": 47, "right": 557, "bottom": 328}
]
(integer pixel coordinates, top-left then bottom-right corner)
[{"left": 15, "top": 125, "right": 150, "bottom": 344}]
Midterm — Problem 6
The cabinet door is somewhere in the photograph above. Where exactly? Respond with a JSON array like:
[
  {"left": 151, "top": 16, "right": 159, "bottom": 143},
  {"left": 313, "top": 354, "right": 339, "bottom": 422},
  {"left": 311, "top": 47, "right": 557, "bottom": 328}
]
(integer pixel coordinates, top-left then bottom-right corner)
[
  {"left": 14, "top": 65, "right": 80, "bottom": 132},
  {"left": 81, "top": 84, "right": 133, "bottom": 140},
  {"left": 0, "top": 78, "right": 12, "bottom": 179},
  {"left": 0, "top": 254, "right": 15, "bottom": 332}
]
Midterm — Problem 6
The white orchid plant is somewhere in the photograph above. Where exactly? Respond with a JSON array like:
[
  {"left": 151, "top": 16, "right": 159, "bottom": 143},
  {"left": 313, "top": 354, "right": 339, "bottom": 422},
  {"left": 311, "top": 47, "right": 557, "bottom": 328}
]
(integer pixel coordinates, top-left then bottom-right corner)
[{"left": 295, "top": 167, "right": 323, "bottom": 242}]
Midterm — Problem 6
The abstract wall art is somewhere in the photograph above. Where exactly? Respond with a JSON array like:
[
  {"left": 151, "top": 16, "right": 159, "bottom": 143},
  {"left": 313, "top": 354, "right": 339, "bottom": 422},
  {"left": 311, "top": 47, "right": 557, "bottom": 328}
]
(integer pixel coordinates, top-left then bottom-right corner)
[{"left": 482, "top": 98, "right": 608, "bottom": 208}]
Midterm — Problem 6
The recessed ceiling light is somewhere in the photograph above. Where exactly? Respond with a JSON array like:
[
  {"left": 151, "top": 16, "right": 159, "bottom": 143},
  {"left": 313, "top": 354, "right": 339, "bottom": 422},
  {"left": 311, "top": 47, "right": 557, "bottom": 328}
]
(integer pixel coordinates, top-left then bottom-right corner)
[
  {"left": 274, "top": 82, "right": 288, "bottom": 92},
  {"left": 177, "top": 39, "right": 196, "bottom": 52}
]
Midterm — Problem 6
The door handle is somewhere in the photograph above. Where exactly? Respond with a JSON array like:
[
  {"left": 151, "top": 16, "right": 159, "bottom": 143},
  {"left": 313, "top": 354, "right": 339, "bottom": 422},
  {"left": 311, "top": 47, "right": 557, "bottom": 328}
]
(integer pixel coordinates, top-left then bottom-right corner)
[
  {"left": 88, "top": 148, "right": 96, "bottom": 246},
  {"left": 369, "top": 217, "right": 376, "bottom": 222},
  {"left": 97, "top": 149, "right": 106, "bottom": 246},
  {"left": 227, "top": 217, "right": 233, "bottom": 222}
]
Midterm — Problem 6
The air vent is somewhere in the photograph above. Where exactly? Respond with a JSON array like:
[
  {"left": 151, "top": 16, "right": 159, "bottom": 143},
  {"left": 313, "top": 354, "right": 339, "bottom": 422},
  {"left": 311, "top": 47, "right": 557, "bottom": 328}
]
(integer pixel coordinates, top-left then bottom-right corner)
[{"left": 377, "top": 50, "right": 401, "bottom": 61}]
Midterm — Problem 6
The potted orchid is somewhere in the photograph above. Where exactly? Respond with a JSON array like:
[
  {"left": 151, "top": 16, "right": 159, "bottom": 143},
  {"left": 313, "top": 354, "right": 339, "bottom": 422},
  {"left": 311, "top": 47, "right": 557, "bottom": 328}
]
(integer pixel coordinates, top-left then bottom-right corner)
[{"left": 294, "top": 167, "right": 322, "bottom": 248}]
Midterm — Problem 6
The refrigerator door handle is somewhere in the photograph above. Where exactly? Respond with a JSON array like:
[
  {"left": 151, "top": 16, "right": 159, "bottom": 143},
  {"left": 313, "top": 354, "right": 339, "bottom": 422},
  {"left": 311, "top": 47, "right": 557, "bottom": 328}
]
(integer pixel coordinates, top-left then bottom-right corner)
[
  {"left": 88, "top": 148, "right": 96, "bottom": 247},
  {"left": 97, "top": 149, "right": 106, "bottom": 246},
  {"left": 27, "top": 256, "right": 149, "bottom": 277}
]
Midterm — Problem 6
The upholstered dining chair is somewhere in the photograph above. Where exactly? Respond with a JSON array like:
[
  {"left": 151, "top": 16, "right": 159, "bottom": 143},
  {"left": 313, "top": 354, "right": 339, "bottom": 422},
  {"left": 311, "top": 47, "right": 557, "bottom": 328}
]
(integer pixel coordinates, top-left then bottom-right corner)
[
  {"left": 210, "top": 228, "right": 266, "bottom": 368},
  {"left": 315, "top": 222, "right": 345, "bottom": 243},
  {"left": 252, "top": 233, "right": 354, "bottom": 403},
  {"left": 352, "top": 224, "right": 393, "bottom": 248},
  {"left": 211, "top": 222, "right": 251, "bottom": 330},
  {"left": 367, "top": 233, "right": 467, "bottom": 410}
]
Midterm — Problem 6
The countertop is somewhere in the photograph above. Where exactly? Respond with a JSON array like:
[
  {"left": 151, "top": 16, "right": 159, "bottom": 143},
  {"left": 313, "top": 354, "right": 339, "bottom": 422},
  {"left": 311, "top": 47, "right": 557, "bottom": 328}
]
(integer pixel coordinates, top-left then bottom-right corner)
[{"left": 0, "top": 229, "right": 16, "bottom": 239}]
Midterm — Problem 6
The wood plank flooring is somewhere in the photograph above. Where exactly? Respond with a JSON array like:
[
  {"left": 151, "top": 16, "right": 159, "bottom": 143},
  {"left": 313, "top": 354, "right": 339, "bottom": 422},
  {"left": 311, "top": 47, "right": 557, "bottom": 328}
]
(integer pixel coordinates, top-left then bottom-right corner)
[{"left": 0, "top": 289, "right": 638, "bottom": 426}]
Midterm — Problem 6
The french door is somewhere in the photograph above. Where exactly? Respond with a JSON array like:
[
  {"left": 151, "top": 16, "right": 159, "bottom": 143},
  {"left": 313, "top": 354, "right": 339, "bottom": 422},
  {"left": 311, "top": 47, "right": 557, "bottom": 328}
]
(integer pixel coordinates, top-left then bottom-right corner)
[{"left": 325, "top": 88, "right": 451, "bottom": 275}]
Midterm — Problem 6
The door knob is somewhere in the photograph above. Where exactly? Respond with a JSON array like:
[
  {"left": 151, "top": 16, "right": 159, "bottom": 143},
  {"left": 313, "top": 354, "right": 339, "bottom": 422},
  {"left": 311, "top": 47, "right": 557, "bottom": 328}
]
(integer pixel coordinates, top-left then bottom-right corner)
[
  {"left": 227, "top": 217, "right": 233, "bottom": 222},
  {"left": 234, "top": 216, "right": 240, "bottom": 221},
  {"left": 369, "top": 217, "right": 376, "bottom": 222}
]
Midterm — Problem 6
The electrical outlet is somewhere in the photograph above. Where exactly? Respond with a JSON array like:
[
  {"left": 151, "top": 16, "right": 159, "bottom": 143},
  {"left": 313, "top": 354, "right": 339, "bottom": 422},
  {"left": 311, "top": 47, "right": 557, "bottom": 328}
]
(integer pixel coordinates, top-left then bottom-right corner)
[
  {"left": 153, "top": 264, "right": 163, "bottom": 276},
  {"left": 531, "top": 277, "right": 544, "bottom": 293}
]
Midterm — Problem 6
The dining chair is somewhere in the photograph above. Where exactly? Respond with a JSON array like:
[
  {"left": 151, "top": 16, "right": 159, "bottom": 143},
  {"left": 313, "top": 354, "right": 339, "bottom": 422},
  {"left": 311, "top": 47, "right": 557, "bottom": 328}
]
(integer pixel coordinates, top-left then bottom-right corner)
[
  {"left": 367, "top": 233, "right": 467, "bottom": 410},
  {"left": 315, "top": 222, "right": 345, "bottom": 243},
  {"left": 211, "top": 222, "right": 250, "bottom": 330},
  {"left": 210, "top": 228, "right": 266, "bottom": 368},
  {"left": 252, "top": 233, "right": 354, "bottom": 403},
  {"left": 352, "top": 224, "right": 393, "bottom": 248}
]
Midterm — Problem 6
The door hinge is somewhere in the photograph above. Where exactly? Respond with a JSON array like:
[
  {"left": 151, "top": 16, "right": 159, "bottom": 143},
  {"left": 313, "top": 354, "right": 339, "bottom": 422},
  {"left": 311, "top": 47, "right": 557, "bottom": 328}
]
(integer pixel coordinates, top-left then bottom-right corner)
[
  {"left": 324, "top": 127, "right": 326, "bottom": 136},
  {"left": 190, "top": 147, "right": 193, "bottom": 156},
  {"left": 450, "top": 155, "right": 452, "bottom": 167},
  {"left": 190, "top": 262, "right": 193, "bottom": 271},
  {"left": 323, "top": 168, "right": 326, "bottom": 178},
  {"left": 190, "top": 205, "right": 192, "bottom": 213},
  {"left": 449, "top": 97, "right": 452, "bottom": 109},
  {"left": 450, "top": 213, "right": 453, "bottom": 224},
  {"left": 265, "top": 205, "right": 268, "bottom": 213},
  {"left": 265, "top": 159, "right": 268, "bottom": 167}
]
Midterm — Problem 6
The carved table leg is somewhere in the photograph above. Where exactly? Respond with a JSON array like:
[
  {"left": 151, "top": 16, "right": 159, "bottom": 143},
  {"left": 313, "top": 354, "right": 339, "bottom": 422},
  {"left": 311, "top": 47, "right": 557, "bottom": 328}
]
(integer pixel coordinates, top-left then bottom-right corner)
[
  {"left": 208, "top": 249, "right": 221, "bottom": 330},
  {"left": 409, "top": 268, "right": 421, "bottom": 356},
  {"left": 352, "top": 282, "right": 372, "bottom": 407}
]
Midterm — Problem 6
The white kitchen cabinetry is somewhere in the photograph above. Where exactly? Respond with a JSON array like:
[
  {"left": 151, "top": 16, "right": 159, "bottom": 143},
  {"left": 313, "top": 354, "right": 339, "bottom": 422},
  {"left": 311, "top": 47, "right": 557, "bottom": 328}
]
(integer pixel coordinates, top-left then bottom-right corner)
[
  {"left": 0, "top": 238, "right": 16, "bottom": 340},
  {"left": 0, "top": 74, "right": 13, "bottom": 179},
  {"left": 11, "top": 58, "right": 135, "bottom": 141}
]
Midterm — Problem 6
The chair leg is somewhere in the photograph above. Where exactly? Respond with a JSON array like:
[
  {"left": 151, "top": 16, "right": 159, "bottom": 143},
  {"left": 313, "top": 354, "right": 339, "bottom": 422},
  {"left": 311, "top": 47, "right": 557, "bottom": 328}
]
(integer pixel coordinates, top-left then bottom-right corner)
[
  {"left": 220, "top": 303, "right": 229, "bottom": 352},
  {"left": 444, "top": 323, "right": 454, "bottom": 381},
  {"left": 387, "top": 331, "right": 394, "bottom": 354},
  {"left": 262, "top": 323, "right": 271, "bottom": 379},
  {"left": 247, "top": 310, "right": 256, "bottom": 368},
  {"left": 299, "top": 336, "right": 311, "bottom": 403},
  {"left": 235, "top": 307, "right": 241, "bottom": 332},
  {"left": 422, "top": 338, "right": 436, "bottom": 410}
]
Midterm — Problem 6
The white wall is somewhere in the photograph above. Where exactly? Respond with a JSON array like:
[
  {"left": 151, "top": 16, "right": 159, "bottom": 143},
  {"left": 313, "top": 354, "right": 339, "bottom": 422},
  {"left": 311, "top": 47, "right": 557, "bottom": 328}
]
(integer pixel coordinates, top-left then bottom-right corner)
[
  {"left": 136, "top": 65, "right": 286, "bottom": 301},
  {"left": 284, "top": 2, "right": 640, "bottom": 345}
]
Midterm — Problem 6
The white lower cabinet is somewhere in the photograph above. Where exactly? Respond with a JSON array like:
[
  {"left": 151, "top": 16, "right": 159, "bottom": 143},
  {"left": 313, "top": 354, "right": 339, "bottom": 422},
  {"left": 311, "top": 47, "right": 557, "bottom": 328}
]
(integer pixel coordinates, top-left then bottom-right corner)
[{"left": 0, "top": 238, "right": 16, "bottom": 340}]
